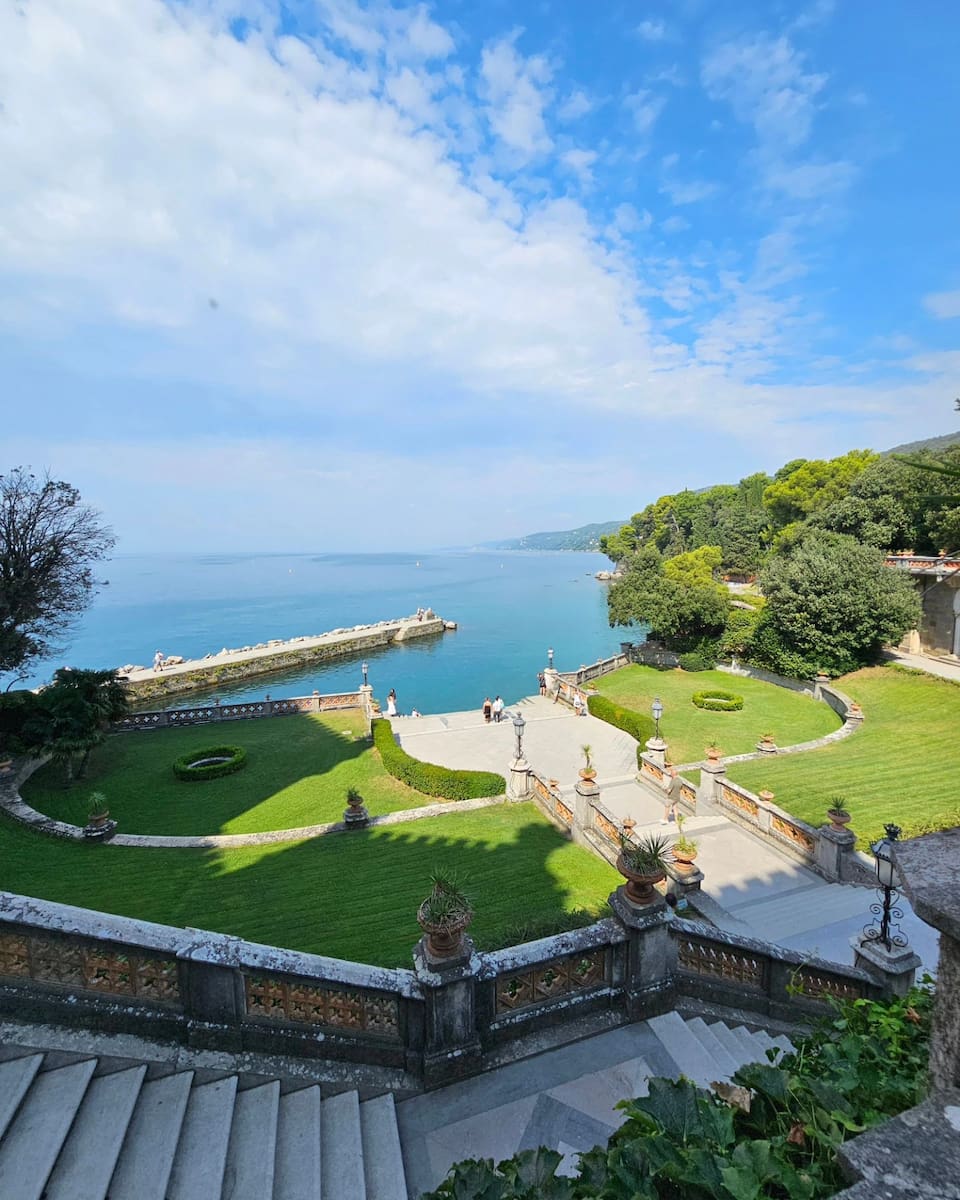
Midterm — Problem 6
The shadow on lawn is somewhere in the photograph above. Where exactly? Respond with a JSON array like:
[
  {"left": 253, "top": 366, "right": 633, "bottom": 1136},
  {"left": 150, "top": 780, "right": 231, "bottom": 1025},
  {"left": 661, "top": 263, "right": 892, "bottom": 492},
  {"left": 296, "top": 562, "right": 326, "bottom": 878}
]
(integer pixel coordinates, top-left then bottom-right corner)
[
  {"left": 21, "top": 713, "right": 372, "bottom": 835},
  {"left": 189, "top": 812, "right": 602, "bottom": 967}
]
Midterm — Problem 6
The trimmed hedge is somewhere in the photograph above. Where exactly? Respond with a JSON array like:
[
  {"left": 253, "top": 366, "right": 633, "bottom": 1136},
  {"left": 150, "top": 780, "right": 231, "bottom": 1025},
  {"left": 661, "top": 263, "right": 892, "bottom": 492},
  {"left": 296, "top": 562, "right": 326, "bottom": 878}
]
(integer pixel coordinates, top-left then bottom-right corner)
[
  {"left": 691, "top": 689, "right": 743, "bottom": 712},
  {"left": 173, "top": 745, "right": 247, "bottom": 782},
  {"left": 587, "top": 694, "right": 656, "bottom": 746},
  {"left": 372, "top": 719, "right": 506, "bottom": 800}
]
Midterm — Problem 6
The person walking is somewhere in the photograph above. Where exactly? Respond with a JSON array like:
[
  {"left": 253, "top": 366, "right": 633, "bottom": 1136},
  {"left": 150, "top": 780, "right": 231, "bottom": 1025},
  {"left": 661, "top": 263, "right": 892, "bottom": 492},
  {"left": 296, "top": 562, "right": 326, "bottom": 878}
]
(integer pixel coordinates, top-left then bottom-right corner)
[
  {"left": 153, "top": 650, "right": 164, "bottom": 672},
  {"left": 661, "top": 766, "right": 684, "bottom": 824},
  {"left": 482, "top": 697, "right": 492, "bottom": 723},
  {"left": 492, "top": 696, "right": 504, "bottom": 723},
  {"left": 572, "top": 692, "right": 583, "bottom": 718}
]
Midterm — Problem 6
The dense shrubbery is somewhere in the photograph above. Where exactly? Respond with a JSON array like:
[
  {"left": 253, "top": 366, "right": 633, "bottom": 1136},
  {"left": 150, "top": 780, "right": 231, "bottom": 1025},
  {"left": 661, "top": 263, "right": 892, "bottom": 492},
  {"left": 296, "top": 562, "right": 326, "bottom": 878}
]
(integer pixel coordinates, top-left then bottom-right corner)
[
  {"left": 691, "top": 689, "right": 743, "bottom": 712},
  {"left": 372, "top": 719, "right": 505, "bottom": 800},
  {"left": 424, "top": 982, "right": 933, "bottom": 1199},
  {"left": 173, "top": 744, "right": 247, "bottom": 781},
  {"left": 587, "top": 694, "right": 655, "bottom": 745},
  {"left": 677, "top": 645, "right": 718, "bottom": 672}
]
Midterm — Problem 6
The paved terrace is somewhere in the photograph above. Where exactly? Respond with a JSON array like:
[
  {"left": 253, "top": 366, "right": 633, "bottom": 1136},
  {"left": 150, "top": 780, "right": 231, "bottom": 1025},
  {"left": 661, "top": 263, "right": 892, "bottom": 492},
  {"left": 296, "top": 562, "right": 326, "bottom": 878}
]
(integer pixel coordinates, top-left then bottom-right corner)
[{"left": 388, "top": 696, "right": 938, "bottom": 973}]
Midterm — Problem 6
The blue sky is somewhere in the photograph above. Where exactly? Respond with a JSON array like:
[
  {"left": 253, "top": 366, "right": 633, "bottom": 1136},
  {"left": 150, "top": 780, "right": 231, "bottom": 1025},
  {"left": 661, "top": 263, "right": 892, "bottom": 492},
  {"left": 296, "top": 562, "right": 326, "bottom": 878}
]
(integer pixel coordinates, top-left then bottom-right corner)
[{"left": 1, "top": 0, "right": 959, "bottom": 551}]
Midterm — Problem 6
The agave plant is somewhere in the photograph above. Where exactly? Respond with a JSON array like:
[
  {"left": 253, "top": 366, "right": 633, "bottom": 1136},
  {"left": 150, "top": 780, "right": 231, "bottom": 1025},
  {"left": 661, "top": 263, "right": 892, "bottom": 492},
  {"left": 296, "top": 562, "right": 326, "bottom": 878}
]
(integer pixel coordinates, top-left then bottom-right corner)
[{"left": 619, "top": 832, "right": 671, "bottom": 876}]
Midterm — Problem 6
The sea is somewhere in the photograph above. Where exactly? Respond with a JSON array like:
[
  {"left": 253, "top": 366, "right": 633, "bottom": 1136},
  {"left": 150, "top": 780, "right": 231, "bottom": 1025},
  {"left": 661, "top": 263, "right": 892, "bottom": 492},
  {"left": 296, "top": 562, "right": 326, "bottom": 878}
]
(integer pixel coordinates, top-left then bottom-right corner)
[{"left": 23, "top": 551, "right": 636, "bottom": 714}]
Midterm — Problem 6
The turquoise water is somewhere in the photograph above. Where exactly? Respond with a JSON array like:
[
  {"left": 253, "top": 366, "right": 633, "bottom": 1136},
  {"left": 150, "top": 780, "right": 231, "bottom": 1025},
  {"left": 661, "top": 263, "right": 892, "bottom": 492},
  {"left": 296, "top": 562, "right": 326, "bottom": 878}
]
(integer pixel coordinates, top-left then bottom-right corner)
[{"left": 26, "top": 551, "right": 632, "bottom": 713}]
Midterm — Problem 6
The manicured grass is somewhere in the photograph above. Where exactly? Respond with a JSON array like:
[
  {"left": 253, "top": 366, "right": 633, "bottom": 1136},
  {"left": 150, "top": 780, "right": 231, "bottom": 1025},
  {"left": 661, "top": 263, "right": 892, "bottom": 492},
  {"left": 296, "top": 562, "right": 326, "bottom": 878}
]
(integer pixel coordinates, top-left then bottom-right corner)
[
  {"left": 595, "top": 665, "right": 840, "bottom": 763},
  {"left": 23, "top": 713, "right": 437, "bottom": 836},
  {"left": 726, "top": 666, "right": 960, "bottom": 847},
  {"left": 0, "top": 805, "right": 620, "bottom": 967}
]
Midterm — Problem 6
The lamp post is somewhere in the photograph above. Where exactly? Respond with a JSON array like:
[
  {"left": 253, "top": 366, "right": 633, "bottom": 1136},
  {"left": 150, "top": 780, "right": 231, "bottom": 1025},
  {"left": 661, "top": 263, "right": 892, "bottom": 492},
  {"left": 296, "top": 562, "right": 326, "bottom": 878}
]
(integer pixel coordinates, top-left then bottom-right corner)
[
  {"left": 512, "top": 711, "right": 526, "bottom": 762},
  {"left": 361, "top": 660, "right": 368, "bottom": 687},
  {"left": 547, "top": 647, "right": 554, "bottom": 668},
  {"left": 866, "top": 823, "right": 908, "bottom": 952},
  {"left": 651, "top": 697, "right": 663, "bottom": 740}
]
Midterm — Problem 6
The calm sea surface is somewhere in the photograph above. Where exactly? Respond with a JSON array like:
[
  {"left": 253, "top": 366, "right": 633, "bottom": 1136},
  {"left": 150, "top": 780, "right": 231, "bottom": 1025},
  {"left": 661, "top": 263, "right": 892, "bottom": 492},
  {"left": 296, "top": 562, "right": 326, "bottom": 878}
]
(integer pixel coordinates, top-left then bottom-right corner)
[{"left": 26, "top": 552, "right": 632, "bottom": 713}]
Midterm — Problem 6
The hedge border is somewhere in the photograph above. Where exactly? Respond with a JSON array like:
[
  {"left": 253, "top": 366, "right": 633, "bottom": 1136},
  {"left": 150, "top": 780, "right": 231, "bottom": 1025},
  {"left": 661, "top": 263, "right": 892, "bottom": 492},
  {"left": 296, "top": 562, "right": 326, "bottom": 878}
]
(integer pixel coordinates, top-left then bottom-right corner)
[
  {"left": 586, "top": 694, "right": 656, "bottom": 747},
  {"left": 372, "top": 719, "right": 505, "bottom": 801},
  {"left": 173, "top": 744, "right": 248, "bottom": 782},
  {"left": 691, "top": 689, "right": 744, "bottom": 712}
]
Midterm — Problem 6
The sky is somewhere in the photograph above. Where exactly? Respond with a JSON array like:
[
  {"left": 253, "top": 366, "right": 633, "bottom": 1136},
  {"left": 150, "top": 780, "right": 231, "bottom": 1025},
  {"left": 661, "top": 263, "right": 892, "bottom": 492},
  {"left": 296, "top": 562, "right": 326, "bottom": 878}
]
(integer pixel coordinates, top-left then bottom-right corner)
[{"left": 1, "top": 0, "right": 959, "bottom": 552}]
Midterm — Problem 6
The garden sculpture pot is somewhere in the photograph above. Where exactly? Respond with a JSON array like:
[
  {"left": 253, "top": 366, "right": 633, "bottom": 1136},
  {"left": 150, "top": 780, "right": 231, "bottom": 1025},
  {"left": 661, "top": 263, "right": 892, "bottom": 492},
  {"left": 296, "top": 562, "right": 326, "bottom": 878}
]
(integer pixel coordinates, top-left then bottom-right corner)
[
  {"left": 616, "top": 852, "right": 665, "bottom": 906},
  {"left": 417, "top": 903, "right": 473, "bottom": 958}
]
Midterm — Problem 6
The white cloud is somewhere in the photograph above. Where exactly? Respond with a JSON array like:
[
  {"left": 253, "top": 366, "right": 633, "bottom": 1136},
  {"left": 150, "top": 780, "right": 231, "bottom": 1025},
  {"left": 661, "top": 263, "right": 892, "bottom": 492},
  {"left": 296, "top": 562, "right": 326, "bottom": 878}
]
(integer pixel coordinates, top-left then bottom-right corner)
[
  {"left": 702, "top": 33, "right": 826, "bottom": 149},
  {"left": 660, "top": 178, "right": 718, "bottom": 205},
  {"left": 624, "top": 88, "right": 665, "bottom": 136},
  {"left": 636, "top": 19, "right": 668, "bottom": 42},
  {"left": 479, "top": 32, "right": 553, "bottom": 158},
  {"left": 924, "top": 291, "right": 960, "bottom": 319},
  {"left": 661, "top": 216, "right": 690, "bottom": 233},
  {"left": 561, "top": 148, "right": 598, "bottom": 185},
  {"left": 763, "top": 159, "right": 856, "bottom": 198},
  {"left": 557, "top": 89, "right": 595, "bottom": 121}
]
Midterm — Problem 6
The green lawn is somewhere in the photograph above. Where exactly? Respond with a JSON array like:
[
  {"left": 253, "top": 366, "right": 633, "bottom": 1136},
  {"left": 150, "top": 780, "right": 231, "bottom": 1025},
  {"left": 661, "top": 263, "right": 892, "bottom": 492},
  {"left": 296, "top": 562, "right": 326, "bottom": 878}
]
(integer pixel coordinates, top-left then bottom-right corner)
[
  {"left": 595, "top": 665, "right": 840, "bottom": 763},
  {"left": 23, "top": 712, "right": 436, "bottom": 836},
  {"left": 0, "top": 804, "right": 620, "bottom": 967},
  {"left": 727, "top": 666, "right": 960, "bottom": 846}
]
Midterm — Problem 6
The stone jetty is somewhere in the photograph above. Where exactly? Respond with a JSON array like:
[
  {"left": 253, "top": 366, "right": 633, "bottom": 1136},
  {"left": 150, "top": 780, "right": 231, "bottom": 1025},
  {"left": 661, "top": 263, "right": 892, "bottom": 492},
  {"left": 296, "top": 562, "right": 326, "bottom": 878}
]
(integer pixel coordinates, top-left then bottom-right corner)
[{"left": 121, "top": 611, "right": 449, "bottom": 703}]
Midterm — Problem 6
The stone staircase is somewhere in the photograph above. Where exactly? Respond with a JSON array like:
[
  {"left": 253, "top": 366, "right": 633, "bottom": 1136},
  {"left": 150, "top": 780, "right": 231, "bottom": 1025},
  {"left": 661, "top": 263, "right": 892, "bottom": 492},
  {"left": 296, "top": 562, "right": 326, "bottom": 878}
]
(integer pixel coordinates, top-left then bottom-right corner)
[
  {"left": 0, "top": 1044, "right": 408, "bottom": 1200},
  {"left": 644, "top": 1011, "right": 793, "bottom": 1087}
]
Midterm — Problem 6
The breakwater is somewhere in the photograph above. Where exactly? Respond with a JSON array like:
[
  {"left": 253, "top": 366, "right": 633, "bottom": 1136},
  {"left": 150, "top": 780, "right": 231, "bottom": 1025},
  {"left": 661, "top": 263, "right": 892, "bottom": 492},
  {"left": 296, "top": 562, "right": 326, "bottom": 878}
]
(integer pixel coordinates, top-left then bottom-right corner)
[{"left": 121, "top": 613, "right": 450, "bottom": 704}]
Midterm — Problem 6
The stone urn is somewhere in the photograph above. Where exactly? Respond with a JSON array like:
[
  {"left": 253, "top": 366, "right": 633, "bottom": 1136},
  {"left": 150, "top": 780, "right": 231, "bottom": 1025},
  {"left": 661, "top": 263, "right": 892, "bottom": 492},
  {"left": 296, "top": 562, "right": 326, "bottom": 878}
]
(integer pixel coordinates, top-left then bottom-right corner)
[
  {"left": 705, "top": 746, "right": 722, "bottom": 763},
  {"left": 615, "top": 852, "right": 666, "bottom": 906},
  {"left": 827, "top": 808, "right": 851, "bottom": 832},
  {"left": 671, "top": 844, "right": 699, "bottom": 873},
  {"left": 416, "top": 902, "right": 473, "bottom": 958}
]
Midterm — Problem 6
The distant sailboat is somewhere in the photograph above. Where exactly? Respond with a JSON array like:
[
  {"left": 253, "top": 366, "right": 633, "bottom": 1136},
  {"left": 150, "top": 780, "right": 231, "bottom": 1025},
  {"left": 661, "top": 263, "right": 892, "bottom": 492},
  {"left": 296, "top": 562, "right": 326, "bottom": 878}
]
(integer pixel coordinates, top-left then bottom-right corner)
[{"left": 416, "top": 561, "right": 421, "bottom": 567}]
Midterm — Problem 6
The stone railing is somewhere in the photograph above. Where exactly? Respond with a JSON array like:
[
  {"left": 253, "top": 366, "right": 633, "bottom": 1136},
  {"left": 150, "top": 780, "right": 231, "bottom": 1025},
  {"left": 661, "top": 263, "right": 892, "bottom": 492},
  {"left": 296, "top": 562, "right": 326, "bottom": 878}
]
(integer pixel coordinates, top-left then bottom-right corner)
[
  {"left": 0, "top": 889, "right": 884, "bottom": 1092},
  {"left": 528, "top": 771, "right": 573, "bottom": 828},
  {"left": 715, "top": 778, "right": 818, "bottom": 864},
  {"left": 637, "top": 753, "right": 698, "bottom": 813},
  {"left": 558, "top": 652, "right": 631, "bottom": 686},
  {"left": 114, "top": 690, "right": 369, "bottom": 731}
]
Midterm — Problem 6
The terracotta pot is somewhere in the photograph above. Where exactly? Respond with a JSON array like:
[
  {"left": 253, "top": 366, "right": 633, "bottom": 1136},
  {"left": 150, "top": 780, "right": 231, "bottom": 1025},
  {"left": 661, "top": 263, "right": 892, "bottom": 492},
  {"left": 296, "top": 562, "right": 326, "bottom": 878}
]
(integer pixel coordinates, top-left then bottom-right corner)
[
  {"left": 671, "top": 847, "right": 698, "bottom": 873},
  {"left": 705, "top": 749, "right": 722, "bottom": 762},
  {"left": 579, "top": 768, "right": 597, "bottom": 781},
  {"left": 616, "top": 852, "right": 666, "bottom": 905},
  {"left": 88, "top": 812, "right": 110, "bottom": 829},
  {"left": 828, "top": 811, "right": 851, "bottom": 832},
  {"left": 417, "top": 902, "right": 473, "bottom": 958}
]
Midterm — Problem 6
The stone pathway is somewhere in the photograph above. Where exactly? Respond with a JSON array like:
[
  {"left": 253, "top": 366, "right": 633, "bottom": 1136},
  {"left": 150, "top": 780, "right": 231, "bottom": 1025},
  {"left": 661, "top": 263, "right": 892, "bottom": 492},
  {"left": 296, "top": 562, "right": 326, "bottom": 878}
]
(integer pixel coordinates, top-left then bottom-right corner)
[{"left": 883, "top": 647, "right": 960, "bottom": 683}]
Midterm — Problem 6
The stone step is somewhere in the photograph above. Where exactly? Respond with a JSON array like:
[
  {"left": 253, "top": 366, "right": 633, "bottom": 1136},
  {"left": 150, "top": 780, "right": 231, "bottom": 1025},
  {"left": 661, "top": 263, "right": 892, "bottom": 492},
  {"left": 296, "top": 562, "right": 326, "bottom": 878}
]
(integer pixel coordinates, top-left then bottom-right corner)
[
  {"left": 360, "top": 1092, "right": 407, "bottom": 1200},
  {"left": 167, "top": 1075, "right": 239, "bottom": 1200},
  {"left": 223, "top": 1079, "right": 280, "bottom": 1200},
  {"left": 647, "top": 1010, "right": 719, "bottom": 1089},
  {"left": 685, "top": 1018, "right": 739, "bottom": 1082},
  {"left": 0, "top": 1058, "right": 97, "bottom": 1200},
  {"left": 0, "top": 1052, "right": 43, "bottom": 1139},
  {"left": 708, "top": 1021, "right": 750, "bottom": 1067},
  {"left": 274, "top": 1086, "right": 323, "bottom": 1200},
  {"left": 109, "top": 1071, "right": 194, "bottom": 1200},
  {"left": 739, "top": 882, "right": 871, "bottom": 941},
  {"left": 321, "top": 1090, "right": 366, "bottom": 1200},
  {"left": 43, "top": 1065, "right": 148, "bottom": 1200}
]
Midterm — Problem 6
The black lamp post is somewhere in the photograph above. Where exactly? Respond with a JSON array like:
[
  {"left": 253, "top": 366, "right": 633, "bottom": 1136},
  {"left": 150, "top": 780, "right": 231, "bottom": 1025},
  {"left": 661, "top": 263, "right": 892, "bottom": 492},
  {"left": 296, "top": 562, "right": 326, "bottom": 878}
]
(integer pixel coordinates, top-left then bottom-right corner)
[
  {"left": 361, "top": 660, "right": 368, "bottom": 686},
  {"left": 547, "top": 647, "right": 554, "bottom": 668},
  {"left": 865, "top": 823, "right": 908, "bottom": 951},
  {"left": 512, "top": 711, "right": 526, "bottom": 761},
  {"left": 651, "top": 696, "right": 663, "bottom": 740}
]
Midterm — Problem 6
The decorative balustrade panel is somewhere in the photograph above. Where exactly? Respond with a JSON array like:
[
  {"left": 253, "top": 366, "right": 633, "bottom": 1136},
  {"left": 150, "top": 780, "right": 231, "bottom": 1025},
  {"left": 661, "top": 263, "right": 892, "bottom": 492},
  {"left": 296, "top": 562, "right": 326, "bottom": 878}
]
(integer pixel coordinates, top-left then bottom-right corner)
[
  {"left": 115, "top": 712, "right": 166, "bottom": 730},
  {"left": 220, "top": 702, "right": 267, "bottom": 720},
  {"left": 317, "top": 694, "right": 363, "bottom": 711},
  {"left": 269, "top": 698, "right": 316, "bottom": 715},
  {"left": 494, "top": 947, "right": 609, "bottom": 1016},
  {"left": 593, "top": 807, "right": 620, "bottom": 847},
  {"left": 116, "top": 692, "right": 362, "bottom": 731},
  {"left": 719, "top": 783, "right": 759, "bottom": 818},
  {"left": 167, "top": 707, "right": 220, "bottom": 726},
  {"left": 770, "top": 814, "right": 816, "bottom": 857},
  {"left": 675, "top": 934, "right": 766, "bottom": 992},
  {"left": 679, "top": 781, "right": 697, "bottom": 808},
  {"left": 530, "top": 775, "right": 553, "bottom": 805},
  {"left": 0, "top": 928, "right": 181, "bottom": 1006},
  {"left": 555, "top": 800, "right": 573, "bottom": 826},
  {"left": 793, "top": 966, "right": 863, "bottom": 1002},
  {"left": 244, "top": 973, "right": 400, "bottom": 1038},
  {"left": 640, "top": 758, "right": 664, "bottom": 785}
]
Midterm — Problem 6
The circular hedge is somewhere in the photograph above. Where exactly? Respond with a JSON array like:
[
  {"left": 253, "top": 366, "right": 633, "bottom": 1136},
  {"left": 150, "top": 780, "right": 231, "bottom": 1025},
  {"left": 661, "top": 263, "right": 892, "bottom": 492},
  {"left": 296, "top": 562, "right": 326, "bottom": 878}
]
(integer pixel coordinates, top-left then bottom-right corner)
[
  {"left": 173, "top": 745, "right": 247, "bottom": 782},
  {"left": 691, "top": 690, "right": 744, "bottom": 712}
]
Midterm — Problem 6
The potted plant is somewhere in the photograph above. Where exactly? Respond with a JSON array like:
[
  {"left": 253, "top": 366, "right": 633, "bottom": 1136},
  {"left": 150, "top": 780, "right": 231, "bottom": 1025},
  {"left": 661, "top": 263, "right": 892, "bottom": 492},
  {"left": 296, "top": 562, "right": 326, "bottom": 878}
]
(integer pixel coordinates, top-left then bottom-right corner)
[
  {"left": 827, "top": 798, "right": 852, "bottom": 831},
  {"left": 87, "top": 792, "right": 110, "bottom": 829},
  {"left": 579, "top": 744, "right": 597, "bottom": 781},
  {"left": 417, "top": 871, "right": 473, "bottom": 958},
  {"left": 616, "top": 831, "right": 670, "bottom": 905},
  {"left": 671, "top": 814, "right": 699, "bottom": 872},
  {"left": 705, "top": 741, "right": 722, "bottom": 762},
  {"left": 759, "top": 731, "right": 776, "bottom": 747},
  {"left": 345, "top": 787, "right": 365, "bottom": 812}
]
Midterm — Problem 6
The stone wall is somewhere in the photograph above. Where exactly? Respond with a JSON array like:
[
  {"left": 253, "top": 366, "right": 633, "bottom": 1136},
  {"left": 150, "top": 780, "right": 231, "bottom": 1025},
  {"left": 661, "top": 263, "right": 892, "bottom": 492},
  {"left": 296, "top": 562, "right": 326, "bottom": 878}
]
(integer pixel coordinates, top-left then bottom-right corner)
[
  {"left": 916, "top": 574, "right": 960, "bottom": 655},
  {"left": 0, "top": 888, "right": 883, "bottom": 1091}
]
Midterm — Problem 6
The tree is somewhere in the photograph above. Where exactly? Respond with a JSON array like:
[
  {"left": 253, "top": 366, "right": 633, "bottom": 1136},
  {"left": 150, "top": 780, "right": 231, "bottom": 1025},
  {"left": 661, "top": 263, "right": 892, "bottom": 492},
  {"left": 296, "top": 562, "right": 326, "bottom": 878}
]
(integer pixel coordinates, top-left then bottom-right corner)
[
  {"left": 662, "top": 545, "right": 723, "bottom": 588},
  {"left": 23, "top": 668, "right": 129, "bottom": 782},
  {"left": 762, "top": 450, "right": 877, "bottom": 531},
  {"left": 608, "top": 546, "right": 729, "bottom": 651},
  {"left": 754, "top": 531, "right": 921, "bottom": 677},
  {"left": 0, "top": 469, "right": 114, "bottom": 679}
]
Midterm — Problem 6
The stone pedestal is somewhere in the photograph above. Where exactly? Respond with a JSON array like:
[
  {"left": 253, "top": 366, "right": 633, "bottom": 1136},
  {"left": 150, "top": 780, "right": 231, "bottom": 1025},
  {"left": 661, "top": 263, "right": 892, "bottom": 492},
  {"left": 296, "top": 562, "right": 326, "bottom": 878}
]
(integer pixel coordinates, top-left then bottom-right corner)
[
  {"left": 343, "top": 804, "right": 370, "bottom": 828},
  {"left": 817, "top": 825, "right": 856, "bottom": 881},
  {"left": 543, "top": 667, "right": 559, "bottom": 697},
  {"left": 508, "top": 757, "right": 530, "bottom": 800},
  {"left": 851, "top": 934, "right": 921, "bottom": 998},
  {"left": 756, "top": 740, "right": 778, "bottom": 755},
  {"left": 697, "top": 760, "right": 725, "bottom": 809},
  {"left": 644, "top": 737, "right": 667, "bottom": 768},
  {"left": 664, "top": 861, "right": 703, "bottom": 896},
  {"left": 573, "top": 777, "right": 600, "bottom": 843},
  {"left": 412, "top": 937, "right": 483, "bottom": 1087},
  {"left": 609, "top": 886, "right": 672, "bottom": 1018}
]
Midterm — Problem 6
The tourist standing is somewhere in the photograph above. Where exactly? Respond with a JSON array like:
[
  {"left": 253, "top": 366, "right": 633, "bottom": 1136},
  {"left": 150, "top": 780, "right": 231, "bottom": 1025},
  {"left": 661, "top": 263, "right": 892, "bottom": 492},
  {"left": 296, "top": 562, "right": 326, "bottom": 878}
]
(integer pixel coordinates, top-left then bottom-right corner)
[
  {"left": 482, "top": 697, "right": 492, "bottom": 723},
  {"left": 538, "top": 671, "right": 546, "bottom": 696},
  {"left": 572, "top": 692, "right": 583, "bottom": 717},
  {"left": 578, "top": 691, "right": 588, "bottom": 716},
  {"left": 661, "top": 766, "right": 683, "bottom": 824},
  {"left": 153, "top": 650, "right": 164, "bottom": 672},
  {"left": 492, "top": 696, "right": 504, "bottom": 723},
  {"left": 386, "top": 688, "right": 398, "bottom": 718}
]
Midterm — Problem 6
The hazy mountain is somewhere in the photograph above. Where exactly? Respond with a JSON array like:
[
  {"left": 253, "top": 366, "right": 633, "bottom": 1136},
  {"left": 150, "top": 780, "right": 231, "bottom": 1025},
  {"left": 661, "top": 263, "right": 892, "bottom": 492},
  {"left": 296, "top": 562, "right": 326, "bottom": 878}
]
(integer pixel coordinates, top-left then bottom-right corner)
[
  {"left": 883, "top": 430, "right": 960, "bottom": 456},
  {"left": 485, "top": 520, "right": 626, "bottom": 552}
]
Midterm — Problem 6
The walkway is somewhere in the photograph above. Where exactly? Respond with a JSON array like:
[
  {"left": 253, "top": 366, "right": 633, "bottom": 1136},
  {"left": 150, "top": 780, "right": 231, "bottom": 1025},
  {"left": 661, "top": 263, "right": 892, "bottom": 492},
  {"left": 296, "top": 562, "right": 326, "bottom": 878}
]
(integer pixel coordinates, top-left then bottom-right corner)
[
  {"left": 883, "top": 647, "right": 960, "bottom": 683},
  {"left": 389, "top": 698, "right": 939, "bottom": 976}
]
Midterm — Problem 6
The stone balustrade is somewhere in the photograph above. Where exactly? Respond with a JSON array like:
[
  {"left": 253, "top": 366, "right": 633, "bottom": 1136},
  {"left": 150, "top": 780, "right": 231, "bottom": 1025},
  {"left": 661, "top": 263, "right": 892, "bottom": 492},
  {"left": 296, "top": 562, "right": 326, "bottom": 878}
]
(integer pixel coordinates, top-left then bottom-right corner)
[
  {"left": 0, "top": 888, "right": 882, "bottom": 1091},
  {"left": 114, "top": 689, "right": 370, "bottom": 731}
]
